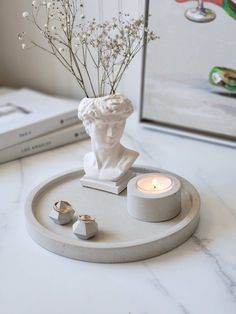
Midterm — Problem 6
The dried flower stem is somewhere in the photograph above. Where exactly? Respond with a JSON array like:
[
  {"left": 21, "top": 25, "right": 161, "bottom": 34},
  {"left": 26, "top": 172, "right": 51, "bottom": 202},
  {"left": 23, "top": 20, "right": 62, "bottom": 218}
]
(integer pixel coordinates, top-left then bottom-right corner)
[{"left": 20, "top": 0, "right": 158, "bottom": 97}]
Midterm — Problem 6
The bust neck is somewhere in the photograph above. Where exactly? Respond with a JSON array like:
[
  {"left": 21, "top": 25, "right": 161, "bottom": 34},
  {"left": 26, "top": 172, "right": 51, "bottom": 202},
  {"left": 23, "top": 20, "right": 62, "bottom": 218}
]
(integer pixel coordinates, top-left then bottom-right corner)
[{"left": 91, "top": 141, "right": 123, "bottom": 169}]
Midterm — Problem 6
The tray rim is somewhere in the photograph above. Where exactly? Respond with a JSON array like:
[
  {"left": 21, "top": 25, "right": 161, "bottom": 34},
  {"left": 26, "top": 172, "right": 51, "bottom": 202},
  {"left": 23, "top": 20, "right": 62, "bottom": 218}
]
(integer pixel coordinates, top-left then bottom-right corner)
[{"left": 25, "top": 165, "right": 200, "bottom": 250}]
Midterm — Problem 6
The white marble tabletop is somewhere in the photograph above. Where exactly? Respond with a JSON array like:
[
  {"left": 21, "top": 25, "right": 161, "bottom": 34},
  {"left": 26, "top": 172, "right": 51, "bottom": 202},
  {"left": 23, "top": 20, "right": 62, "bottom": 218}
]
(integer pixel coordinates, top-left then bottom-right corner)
[{"left": 0, "top": 112, "right": 236, "bottom": 314}]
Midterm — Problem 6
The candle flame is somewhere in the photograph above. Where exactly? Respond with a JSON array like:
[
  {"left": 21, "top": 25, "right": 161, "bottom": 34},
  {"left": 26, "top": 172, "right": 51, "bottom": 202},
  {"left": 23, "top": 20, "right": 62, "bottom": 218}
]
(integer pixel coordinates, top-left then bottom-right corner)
[{"left": 152, "top": 178, "right": 158, "bottom": 189}]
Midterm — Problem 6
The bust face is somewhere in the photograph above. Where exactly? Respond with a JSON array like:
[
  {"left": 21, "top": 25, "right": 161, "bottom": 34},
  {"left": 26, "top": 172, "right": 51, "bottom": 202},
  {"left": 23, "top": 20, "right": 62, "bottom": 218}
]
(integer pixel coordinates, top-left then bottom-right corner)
[{"left": 90, "top": 119, "right": 126, "bottom": 149}]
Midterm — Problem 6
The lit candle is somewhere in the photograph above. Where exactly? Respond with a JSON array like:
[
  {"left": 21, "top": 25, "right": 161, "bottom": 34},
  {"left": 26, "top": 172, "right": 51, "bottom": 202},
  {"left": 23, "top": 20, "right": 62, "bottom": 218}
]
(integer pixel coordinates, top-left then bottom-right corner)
[
  {"left": 137, "top": 175, "right": 173, "bottom": 194},
  {"left": 127, "top": 172, "right": 182, "bottom": 222}
]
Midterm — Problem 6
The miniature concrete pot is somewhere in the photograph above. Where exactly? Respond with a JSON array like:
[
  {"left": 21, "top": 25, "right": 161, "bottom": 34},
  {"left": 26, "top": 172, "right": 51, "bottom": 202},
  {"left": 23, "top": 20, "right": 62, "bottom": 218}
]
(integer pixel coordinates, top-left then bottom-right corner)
[
  {"left": 49, "top": 201, "right": 75, "bottom": 225},
  {"left": 73, "top": 215, "right": 98, "bottom": 240}
]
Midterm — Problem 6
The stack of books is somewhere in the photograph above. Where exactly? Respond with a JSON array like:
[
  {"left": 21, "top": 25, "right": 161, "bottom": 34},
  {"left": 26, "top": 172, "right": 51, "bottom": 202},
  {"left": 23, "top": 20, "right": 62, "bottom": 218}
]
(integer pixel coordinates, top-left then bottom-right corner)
[{"left": 0, "top": 89, "right": 88, "bottom": 164}]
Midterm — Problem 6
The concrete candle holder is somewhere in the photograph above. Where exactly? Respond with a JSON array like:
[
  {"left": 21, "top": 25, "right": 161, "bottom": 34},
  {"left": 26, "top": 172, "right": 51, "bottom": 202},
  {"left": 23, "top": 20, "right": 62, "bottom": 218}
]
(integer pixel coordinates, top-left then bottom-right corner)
[
  {"left": 127, "top": 173, "right": 181, "bottom": 222},
  {"left": 73, "top": 215, "right": 98, "bottom": 240},
  {"left": 49, "top": 200, "right": 75, "bottom": 225}
]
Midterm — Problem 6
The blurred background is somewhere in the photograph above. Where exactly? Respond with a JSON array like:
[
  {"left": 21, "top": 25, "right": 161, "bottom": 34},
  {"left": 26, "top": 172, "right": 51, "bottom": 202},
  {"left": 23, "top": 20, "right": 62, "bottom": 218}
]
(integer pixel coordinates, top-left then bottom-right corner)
[
  {"left": 0, "top": 0, "right": 145, "bottom": 106},
  {"left": 2, "top": 0, "right": 236, "bottom": 158}
]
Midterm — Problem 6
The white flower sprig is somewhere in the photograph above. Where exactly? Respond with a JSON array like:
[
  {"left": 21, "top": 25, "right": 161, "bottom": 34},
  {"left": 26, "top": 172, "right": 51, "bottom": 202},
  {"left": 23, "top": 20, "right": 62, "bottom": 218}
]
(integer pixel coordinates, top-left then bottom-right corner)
[{"left": 19, "top": 0, "right": 158, "bottom": 97}]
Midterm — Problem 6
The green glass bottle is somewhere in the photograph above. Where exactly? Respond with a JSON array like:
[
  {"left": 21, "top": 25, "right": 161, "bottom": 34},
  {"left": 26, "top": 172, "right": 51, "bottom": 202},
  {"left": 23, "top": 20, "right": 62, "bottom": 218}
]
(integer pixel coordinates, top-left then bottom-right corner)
[
  {"left": 223, "top": 0, "right": 236, "bottom": 20},
  {"left": 209, "top": 67, "right": 236, "bottom": 91}
]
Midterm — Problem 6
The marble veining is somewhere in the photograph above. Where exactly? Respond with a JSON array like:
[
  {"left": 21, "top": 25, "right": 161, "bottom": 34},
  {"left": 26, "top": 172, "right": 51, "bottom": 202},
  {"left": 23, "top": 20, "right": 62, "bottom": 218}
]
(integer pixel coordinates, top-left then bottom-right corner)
[
  {"left": 0, "top": 112, "right": 236, "bottom": 314},
  {"left": 144, "top": 263, "right": 191, "bottom": 314},
  {"left": 192, "top": 235, "right": 236, "bottom": 300},
  {"left": 198, "top": 171, "right": 236, "bottom": 222}
]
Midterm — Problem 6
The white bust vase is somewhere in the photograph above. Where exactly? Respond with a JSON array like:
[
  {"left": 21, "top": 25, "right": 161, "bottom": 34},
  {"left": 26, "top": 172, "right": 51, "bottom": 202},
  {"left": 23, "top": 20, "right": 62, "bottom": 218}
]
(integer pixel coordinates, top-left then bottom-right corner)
[{"left": 78, "top": 94, "right": 139, "bottom": 191}]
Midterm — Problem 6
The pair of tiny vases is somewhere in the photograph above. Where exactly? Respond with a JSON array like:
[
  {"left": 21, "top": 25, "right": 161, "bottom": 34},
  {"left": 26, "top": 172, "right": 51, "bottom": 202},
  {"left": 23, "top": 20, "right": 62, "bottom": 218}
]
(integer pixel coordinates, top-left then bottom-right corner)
[{"left": 49, "top": 201, "right": 98, "bottom": 240}]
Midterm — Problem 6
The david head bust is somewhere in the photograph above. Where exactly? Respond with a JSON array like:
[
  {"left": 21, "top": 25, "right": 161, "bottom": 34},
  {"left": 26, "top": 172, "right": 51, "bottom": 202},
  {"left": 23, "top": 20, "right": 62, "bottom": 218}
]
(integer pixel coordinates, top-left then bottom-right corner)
[{"left": 78, "top": 94, "right": 139, "bottom": 181}]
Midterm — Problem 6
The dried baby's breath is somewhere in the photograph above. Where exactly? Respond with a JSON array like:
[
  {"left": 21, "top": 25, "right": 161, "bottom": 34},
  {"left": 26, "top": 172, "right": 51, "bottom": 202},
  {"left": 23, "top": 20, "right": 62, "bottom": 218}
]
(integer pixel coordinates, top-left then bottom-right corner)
[{"left": 20, "top": 0, "right": 158, "bottom": 97}]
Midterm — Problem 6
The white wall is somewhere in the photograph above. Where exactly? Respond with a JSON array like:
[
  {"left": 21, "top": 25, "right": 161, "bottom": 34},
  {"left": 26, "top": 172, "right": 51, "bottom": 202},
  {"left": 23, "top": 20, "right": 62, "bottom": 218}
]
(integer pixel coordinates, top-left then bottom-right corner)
[{"left": 0, "top": 0, "right": 145, "bottom": 107}]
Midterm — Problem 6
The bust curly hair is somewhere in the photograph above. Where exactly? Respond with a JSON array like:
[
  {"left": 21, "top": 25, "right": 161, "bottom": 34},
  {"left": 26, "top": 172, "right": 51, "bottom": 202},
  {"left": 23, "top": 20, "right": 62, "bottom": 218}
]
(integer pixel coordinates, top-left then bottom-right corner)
[{"left": 78, "top": 94, "right": 133, "bottom": 134}]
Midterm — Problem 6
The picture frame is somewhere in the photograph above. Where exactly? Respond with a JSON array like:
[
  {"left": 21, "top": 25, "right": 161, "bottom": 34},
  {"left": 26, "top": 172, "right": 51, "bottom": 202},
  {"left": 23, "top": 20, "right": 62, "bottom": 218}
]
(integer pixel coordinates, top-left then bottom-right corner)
[{"left": 140, "top": 0, "right": 236, "bottom": 147}]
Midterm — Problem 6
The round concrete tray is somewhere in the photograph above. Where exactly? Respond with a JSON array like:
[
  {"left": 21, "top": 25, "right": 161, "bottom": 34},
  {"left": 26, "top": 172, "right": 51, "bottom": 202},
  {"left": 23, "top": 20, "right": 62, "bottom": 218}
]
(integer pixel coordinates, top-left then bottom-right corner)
[{"left": 25, "top": 166, "right": 200, "bottom": 263}]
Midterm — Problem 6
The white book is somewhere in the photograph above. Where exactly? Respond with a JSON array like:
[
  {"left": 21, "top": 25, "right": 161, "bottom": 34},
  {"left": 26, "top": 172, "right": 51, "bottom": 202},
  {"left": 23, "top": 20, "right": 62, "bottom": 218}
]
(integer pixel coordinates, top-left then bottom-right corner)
[
  {"left": 0, "top": 123, "right": 88, "bottom": 164},
  {"left": 0, "top": 89, "right": 80, "bottom": 150}
]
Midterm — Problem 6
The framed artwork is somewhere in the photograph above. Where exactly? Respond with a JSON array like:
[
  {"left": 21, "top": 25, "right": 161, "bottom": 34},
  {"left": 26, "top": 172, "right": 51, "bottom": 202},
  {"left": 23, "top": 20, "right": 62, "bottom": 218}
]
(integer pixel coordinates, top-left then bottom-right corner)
[{"left": 140, "top": 0, "right": 236, "bottom": 146}]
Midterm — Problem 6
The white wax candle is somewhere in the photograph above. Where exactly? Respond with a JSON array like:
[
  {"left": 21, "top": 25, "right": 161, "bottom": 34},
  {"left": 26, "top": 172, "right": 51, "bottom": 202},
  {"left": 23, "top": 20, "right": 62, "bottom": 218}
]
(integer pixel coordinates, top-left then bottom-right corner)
[{"left": 137, "top": 174, "right": 173, "bottom": 194}]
